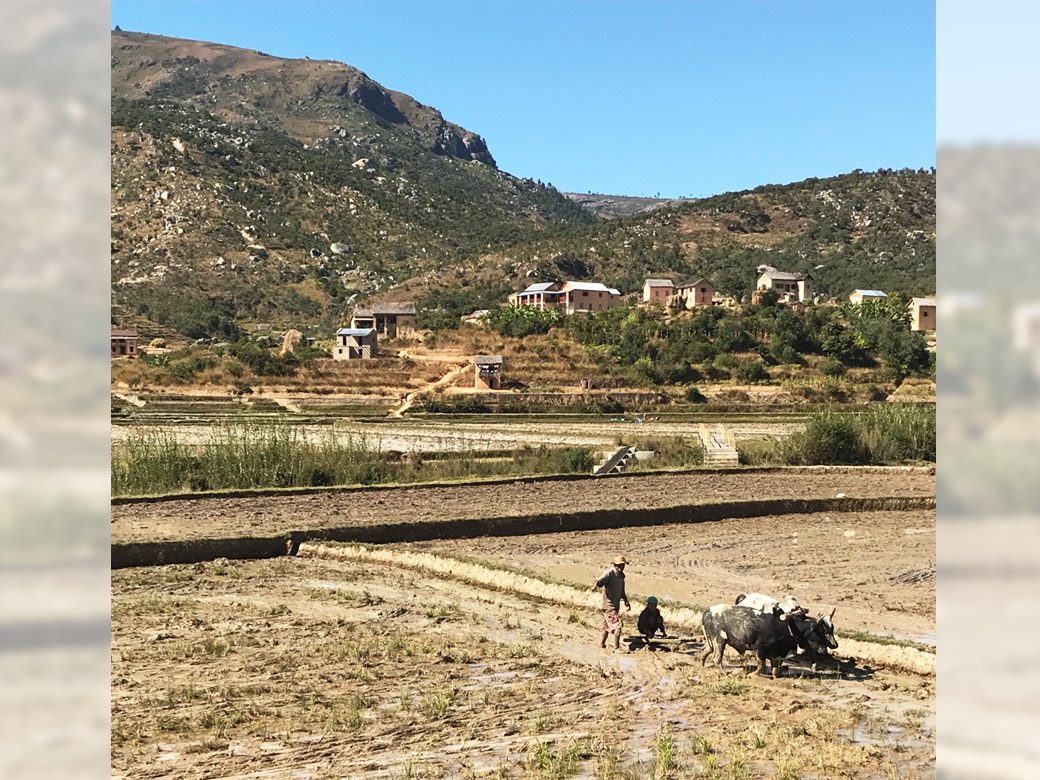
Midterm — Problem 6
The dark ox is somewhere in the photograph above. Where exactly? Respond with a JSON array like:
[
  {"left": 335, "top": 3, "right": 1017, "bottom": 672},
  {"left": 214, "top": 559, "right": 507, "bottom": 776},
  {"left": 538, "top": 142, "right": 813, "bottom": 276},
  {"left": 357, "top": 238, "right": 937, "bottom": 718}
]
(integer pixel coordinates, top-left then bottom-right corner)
[{"left": 700, "top": 604, "right": 838, "bottom": 677}]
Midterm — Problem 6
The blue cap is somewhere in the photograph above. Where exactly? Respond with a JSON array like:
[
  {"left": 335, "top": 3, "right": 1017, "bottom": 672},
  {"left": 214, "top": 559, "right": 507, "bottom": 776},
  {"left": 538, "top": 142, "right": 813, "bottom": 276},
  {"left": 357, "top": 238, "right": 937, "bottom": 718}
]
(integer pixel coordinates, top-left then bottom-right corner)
[{"left": 646, "top": 596, "right": 658, "bottom": 604}]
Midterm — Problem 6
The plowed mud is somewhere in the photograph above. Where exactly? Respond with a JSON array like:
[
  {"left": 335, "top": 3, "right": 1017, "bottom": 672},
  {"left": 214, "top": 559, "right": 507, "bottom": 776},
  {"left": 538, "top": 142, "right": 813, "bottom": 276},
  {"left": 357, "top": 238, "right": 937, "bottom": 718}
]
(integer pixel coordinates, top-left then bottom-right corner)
[
  {"left": 112, "top": 554, "right": 934, "bottom": 779},
  {"left": 112, "top": 468, "right": 935, "bottom": 544}
]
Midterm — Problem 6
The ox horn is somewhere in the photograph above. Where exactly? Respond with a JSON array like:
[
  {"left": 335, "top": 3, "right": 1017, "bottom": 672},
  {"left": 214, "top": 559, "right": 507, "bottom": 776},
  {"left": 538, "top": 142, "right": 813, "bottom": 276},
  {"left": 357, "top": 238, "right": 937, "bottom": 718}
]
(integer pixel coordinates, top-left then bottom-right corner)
[{"left": 828, "top": 608, "right": 836, "bottom": 619}]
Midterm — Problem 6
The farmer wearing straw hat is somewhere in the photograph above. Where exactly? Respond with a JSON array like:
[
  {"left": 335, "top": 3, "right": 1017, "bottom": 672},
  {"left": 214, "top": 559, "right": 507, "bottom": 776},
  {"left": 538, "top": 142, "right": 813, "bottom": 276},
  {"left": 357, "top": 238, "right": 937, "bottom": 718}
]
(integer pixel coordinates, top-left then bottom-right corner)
[
  {"left": 637, "top": 596, "right": 668, "bottom": 643},
  {"left": 591, "top": 555, "right": 631, "bottom": 650}
]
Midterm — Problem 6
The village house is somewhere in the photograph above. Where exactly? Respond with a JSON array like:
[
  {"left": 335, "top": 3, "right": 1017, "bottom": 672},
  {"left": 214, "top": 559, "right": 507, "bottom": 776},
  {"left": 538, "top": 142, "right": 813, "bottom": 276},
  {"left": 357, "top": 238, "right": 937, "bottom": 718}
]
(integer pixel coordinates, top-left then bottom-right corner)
[
  {"left": 674, "top": 278, "right": 715, "bottom": 309},
  {"left": 908, "top": 296, "right": 937, "bottom": 332},
  {"left": 849, "top": 289, "right": 888, "bottom": 305},
  {"left": 642, "top": 278, "right": 674, "bottom": 304},
  {"left": 510, "top": 282, "right": 562, "bottom": 310},
  {"left": 510, "top": 281, "right": 622, "bottom": 314},
  {"left": 350, "top": 302, "right": 416, "bottom": 339},
  {"left": 333, "top": 327, "right": 378, "bottom": 360},
  {"left": 474, "top": 354, "right": 504, "bottom": 390},
  {"left": 756, "top": 269, "right": 813, "bottom": 303},
  {"left": 111, "top": 328, "right": 138, "bottom": 357}
]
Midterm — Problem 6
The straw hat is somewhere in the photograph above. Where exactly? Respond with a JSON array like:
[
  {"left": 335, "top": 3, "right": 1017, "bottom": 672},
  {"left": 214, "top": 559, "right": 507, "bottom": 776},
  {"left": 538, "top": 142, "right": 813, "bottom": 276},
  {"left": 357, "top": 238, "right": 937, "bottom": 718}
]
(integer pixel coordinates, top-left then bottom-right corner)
[{"left": 612, "top": 555, "right": 627, "bottom": 565}]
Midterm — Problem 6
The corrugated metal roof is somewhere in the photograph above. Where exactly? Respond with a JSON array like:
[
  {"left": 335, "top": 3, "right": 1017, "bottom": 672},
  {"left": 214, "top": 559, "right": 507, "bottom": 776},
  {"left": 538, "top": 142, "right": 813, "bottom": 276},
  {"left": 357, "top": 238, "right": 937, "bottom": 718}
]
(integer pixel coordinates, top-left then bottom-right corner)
[
  {"left": 111, "top": 329, "right": 138, "bottom": 338},
  {"left": 353, "top": 302, "right": 416, "bottom": 316},
  {"left": 677, "top": 278, "right": 712, "bottom": 289},
  {"left": 561, "top": 281, "right": 618, "bottom": 293},
  {"left": 761, "top": 270, "right": 810, "bottom": 281},
  {"left": 520, "top": 282, "right": 558, "bottom": 293},
  {"left": 852, "top": 289, "right": 888, "bottom": 297},
  {"left": 910, "top": 297, "right": 937, "bottom": 307},
  {"left": 643, "top": 278, "right": 674, "bottom": 287},
  {"left": 337, "top": 328, "right": 376, "bottom": 336}
]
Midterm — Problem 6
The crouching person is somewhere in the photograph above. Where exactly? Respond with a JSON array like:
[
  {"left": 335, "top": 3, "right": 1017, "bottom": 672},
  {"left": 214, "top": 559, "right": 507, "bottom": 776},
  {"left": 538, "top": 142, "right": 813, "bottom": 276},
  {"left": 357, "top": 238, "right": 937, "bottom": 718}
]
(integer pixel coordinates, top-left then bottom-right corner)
[
  {"left": 638, "top": 596, "right": 668, "bottom": 645},
  {"left": 591, "top": 555, "right": 630, "bottom": 650}
]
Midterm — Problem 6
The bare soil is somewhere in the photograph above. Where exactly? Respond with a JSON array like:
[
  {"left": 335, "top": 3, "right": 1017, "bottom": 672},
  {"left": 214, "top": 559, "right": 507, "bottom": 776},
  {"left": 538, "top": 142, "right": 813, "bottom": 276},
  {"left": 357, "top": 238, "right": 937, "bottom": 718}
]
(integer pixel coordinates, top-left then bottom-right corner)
[
  {"left": 112, "top": 553, "right": 934, "bottom": 779},
  {"left": 112, "top": 468, "right": 935, "bottom": 545},
  {"left": 412, "top": 510, "right": 936, "bottom": 642}
]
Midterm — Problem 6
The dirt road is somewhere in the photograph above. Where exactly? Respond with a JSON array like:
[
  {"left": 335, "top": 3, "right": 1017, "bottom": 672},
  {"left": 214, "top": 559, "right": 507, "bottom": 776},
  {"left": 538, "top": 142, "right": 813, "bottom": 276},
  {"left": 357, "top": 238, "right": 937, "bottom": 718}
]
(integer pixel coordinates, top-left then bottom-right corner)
[
  {"left": 112, "top": 467, "right": 935, "bottom": 545},
  {"left": 112, "top": 554, "right": 934, "bottom": 779}
]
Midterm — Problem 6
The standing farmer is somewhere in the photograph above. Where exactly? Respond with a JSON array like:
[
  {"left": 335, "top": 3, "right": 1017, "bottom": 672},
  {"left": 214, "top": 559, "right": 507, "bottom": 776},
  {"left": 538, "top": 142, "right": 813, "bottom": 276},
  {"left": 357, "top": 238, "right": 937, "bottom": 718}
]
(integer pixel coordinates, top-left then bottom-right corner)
[{"left": 591, "top": 555, "right": 631, "bottom": 650}]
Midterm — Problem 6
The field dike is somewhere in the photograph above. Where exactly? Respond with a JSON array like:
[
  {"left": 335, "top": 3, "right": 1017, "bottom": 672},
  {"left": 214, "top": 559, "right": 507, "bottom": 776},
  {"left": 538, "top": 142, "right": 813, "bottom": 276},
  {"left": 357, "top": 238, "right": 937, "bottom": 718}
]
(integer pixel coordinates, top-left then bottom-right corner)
[
  {"left": 297, "top": 541, "right": 936, "bottom": 678},
  {"left": 111, "top": 494, "right": 934, "bottom": 567}
]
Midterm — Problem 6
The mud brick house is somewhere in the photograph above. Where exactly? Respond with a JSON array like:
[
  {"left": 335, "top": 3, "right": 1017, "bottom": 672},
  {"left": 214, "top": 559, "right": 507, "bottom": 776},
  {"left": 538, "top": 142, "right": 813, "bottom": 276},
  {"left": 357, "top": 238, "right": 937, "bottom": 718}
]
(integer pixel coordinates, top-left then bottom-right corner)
[
  {"left": 642, "top": 278, "right": 674, "bottom": 304},
  {"left": 333, "top": 328, "right": 378, "bottom": 360},
  {"left": 908, "top": 297, "right": 937, "bottom": 332},
  {"left": 350, "top": 303, "right": 416, "bottom": 339},
  {"left": 849, "top": 289, "right": 888, "bottom": 305},
  {"left": 756, "top": 269, "right": 813, "bottom": 303},
  {"left": 674, "top": 278, "right": 715, "bottom": 308},
  {"left": 511, "top": 281, "right": 622, "bottom": 314},
  {"left": 474, "top": 354, "right": 503, "bottom": 390},
  {"left": 111, "top": 329, "right": 138, "bottom": 357}
]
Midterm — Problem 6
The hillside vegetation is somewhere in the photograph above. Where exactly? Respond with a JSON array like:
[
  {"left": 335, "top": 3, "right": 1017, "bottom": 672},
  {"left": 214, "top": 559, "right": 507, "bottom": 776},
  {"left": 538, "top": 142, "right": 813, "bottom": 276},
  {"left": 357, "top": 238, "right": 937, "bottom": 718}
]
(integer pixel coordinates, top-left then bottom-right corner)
[
  {"left": 418, "top": 168, "right": 935, "bottom": 325},
  {"left": 110, "top": 31, "right": 934, "bottom": 344}
]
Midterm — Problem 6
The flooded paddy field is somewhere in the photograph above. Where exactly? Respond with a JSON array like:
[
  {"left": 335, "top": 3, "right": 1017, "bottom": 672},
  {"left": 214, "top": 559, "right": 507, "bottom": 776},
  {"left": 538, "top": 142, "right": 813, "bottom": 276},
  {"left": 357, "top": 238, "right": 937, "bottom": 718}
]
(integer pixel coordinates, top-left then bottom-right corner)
[{"left": 112, "top": 402, "right": 807, "bottom": 454}]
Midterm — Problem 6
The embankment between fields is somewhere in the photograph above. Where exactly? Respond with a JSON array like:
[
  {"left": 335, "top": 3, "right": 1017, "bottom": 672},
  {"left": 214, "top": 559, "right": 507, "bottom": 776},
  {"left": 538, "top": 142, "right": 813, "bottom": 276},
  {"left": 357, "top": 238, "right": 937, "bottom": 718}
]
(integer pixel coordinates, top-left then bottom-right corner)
[
  {"left": 297, "top": 541, "right": 936, "bottom": 677},
  {"left": 111, "top": 464, "right": 935, "bottom": 505},
  {"left": 111, "top": 494, "right": 934, "bottom": 568}
]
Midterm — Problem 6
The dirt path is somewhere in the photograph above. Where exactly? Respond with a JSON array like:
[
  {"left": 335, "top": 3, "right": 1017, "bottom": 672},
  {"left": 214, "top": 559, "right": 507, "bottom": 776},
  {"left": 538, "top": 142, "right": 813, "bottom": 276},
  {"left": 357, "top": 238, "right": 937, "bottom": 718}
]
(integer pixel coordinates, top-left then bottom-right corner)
[
  {"left": 111, "top": 468, "right": 935, "bottom": 545},
  {"left": 112, "top": 555, "right": 934, "bottom": 779},
  {"left": 389, "top": 361, "right": 469, "bottom": 417}
]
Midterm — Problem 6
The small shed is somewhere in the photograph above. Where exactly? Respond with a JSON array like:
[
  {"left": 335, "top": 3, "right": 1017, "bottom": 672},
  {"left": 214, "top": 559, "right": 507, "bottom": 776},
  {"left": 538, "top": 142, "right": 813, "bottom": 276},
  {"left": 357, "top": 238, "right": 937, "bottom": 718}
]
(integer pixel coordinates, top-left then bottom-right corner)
[
  {"left": 474, "top": 355, "right": 504, "bottom": 390},
  {"left": 908, "top": 297, "right": 937, "bottom": 332},
  {"left": 334, "top": 328, "right": 378, "bottom": 360},
  {"left": 111, "top": 329, "right": 138, "bottom": 357},
  {"left": 849, "top": 289, "right": 888, "bottom": 305}
]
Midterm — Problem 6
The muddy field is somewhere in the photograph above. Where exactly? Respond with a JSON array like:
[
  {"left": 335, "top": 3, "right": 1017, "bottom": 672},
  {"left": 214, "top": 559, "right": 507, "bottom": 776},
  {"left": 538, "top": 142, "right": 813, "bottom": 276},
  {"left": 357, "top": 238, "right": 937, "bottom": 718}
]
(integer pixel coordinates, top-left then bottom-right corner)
[
  {"left": 112, "top": 550, "right": 934, "bottom": 780},
  {"left": 111, "top": 467, "right": 935, "bottom": 544},
  {"left": 412, "top": 510, "right": 935, "bottom": 643}
]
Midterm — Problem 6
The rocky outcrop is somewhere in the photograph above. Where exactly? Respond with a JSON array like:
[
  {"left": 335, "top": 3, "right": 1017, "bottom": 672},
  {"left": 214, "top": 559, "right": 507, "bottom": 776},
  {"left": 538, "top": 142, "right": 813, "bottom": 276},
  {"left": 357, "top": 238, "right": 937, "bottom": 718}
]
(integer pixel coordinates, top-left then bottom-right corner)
[
  {"left": 337, "top": 76, "right": 407, "bottom": 124},
  {"left": 431, "top": 124, "right": 495, "bottom": 166}
]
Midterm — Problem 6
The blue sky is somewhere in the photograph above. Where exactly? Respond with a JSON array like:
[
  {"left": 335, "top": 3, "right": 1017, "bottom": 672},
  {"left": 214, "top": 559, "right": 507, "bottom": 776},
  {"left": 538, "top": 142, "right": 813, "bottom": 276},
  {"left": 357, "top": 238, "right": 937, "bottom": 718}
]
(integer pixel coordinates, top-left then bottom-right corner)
[{"left": 112, "top": 1, "right": 935, "bottom": 198}]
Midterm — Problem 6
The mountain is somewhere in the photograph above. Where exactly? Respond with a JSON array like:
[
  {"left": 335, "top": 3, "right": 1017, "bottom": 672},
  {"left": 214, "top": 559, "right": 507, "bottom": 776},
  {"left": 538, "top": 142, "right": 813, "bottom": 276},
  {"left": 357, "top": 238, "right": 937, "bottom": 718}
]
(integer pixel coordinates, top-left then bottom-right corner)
[
  {"left": 110, "top": 30, "right": 593, "bottom": 338},
  {"left": 110, "top": 31, "right": 935, "bottom": 340}
]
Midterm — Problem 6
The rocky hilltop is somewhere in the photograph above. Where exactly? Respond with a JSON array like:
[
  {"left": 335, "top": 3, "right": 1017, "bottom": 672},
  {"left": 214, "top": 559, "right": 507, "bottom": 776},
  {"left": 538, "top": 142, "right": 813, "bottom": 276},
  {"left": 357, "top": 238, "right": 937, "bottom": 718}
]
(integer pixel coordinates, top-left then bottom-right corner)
[
  {"left": 112, "top": 30, "right": 494, "bottom": 165},
  {"left": 111, "top": 31, "right": 593, "bottom": 338}
]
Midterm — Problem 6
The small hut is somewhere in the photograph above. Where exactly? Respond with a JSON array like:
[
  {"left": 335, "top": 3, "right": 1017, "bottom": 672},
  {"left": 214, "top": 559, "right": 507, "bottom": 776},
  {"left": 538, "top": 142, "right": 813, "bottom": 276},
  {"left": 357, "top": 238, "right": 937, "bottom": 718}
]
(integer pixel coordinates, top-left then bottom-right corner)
[
  {"left": 474, "top": 355, "right": 504, "bottom": 390},
  {"left": 334, "top": 328, "right": 378, "bottom": 360}
]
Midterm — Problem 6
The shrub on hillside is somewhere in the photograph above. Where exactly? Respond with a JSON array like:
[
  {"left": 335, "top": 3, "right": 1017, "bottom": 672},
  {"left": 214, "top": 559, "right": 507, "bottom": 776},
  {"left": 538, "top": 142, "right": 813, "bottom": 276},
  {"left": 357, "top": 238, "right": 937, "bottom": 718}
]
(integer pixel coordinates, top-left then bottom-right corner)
[
  {"left": 685, "top": 386, "right": 708, "bottom": 404},
  {"left": 820, "top": 357, "right": 847, "bottom": 376},
  {"left": 736, "top": 360, "right": 770, "bottom": 384}
]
